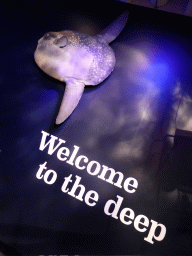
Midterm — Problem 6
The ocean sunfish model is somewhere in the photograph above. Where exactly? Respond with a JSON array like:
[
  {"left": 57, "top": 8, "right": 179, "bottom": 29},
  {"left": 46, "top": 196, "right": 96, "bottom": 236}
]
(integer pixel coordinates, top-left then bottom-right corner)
[{"left": 34, "top": 12, "right": 128, "bottom": 124}]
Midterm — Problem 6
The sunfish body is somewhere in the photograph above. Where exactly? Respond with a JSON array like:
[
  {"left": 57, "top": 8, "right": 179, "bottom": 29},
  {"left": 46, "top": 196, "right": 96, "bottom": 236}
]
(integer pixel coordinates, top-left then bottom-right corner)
[{"left": 34, "top": 12, "right": 128, "bottom": 124}]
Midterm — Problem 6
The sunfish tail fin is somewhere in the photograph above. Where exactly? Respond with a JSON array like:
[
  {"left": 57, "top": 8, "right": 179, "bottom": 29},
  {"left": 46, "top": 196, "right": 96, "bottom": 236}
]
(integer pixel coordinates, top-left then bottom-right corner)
[{"left": 97, "top": 11, "right": 129, "bottom": 44}]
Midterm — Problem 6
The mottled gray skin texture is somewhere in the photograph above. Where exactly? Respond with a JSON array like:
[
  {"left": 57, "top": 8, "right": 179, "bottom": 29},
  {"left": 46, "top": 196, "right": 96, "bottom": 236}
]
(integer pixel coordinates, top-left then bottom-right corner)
[{"left": 34, "top": 12, "right": 128, "bottom": 124}]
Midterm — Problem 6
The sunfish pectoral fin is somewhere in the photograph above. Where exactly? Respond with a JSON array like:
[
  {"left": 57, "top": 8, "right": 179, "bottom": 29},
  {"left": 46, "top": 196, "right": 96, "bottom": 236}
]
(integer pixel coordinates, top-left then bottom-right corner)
[
  {"left": 96, "top": 11, "right": 129, "bottom": 44},
  {"left": 55, "top": 80, "right": 85, "bottom": 124}
]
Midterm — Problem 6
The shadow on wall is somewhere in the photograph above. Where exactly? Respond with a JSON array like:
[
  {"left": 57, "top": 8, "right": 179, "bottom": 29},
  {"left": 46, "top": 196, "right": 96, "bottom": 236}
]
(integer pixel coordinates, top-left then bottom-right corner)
[{"left": 77, "top": 41, "right": 173, "bottom": 164}]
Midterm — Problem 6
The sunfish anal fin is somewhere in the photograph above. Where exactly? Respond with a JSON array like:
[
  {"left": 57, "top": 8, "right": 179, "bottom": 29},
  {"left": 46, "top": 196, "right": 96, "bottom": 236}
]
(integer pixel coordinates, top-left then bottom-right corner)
[{"left": 56, "top": 80, "right": 85, "bottom": 124}]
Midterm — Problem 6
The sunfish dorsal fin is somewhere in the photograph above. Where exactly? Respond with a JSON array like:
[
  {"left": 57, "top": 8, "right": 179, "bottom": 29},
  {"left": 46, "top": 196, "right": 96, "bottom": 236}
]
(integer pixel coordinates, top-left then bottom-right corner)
[{"left": 97, "top": 11, "right": 128, "bottom": 44}]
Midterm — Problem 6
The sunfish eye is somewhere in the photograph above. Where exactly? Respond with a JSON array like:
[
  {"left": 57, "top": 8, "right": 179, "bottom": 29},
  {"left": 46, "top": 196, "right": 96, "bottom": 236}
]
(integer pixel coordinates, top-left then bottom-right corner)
[{"left": 54, "top": 36, "right": 68, "bottom": 48}]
